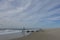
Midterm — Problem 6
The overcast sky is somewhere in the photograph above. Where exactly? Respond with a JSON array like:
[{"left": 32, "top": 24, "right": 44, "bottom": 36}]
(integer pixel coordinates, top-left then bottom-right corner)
[{"left": 0, "top": 0, "right": 60, "bottom": 28}]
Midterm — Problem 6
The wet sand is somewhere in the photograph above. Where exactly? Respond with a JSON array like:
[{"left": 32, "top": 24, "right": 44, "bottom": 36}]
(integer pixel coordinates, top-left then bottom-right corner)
[{"left": 10, "top": 28, "right": 60, "bottom": 40}]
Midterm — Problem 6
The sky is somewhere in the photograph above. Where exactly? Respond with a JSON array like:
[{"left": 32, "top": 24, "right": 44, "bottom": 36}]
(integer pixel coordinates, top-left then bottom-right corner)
[{"left": 0, "top": 0, "right": 60, "bottom": 28}]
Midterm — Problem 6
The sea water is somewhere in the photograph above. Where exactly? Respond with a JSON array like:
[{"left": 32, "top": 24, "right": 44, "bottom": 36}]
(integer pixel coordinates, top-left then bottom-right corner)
[{"left": 0, "top": 30, "right": 31, "bottom": 40}]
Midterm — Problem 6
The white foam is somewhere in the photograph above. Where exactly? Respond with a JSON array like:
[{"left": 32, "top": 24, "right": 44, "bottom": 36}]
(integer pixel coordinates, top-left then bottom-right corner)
[{"left": 0, "top": 30, "right": 22, "bottom": 35}]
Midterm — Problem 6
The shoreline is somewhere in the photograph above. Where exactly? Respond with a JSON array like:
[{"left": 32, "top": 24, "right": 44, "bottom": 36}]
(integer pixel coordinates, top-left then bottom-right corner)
[{"left": 10, "top": 28, "right": 60, "bottom": 40}]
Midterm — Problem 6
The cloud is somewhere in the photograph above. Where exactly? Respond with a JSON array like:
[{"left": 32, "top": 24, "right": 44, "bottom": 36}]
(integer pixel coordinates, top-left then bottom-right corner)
[
  {"left": 0, "top": 0, "right": 60, "bottom": 28},
  {"left": 48, "top": 16, "right": 60, "bottom": 21}
]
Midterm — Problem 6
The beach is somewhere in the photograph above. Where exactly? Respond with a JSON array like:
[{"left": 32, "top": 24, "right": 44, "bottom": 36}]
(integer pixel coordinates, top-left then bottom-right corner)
[{"left": 10, "top": 28, "right": 60, "bottom": 40}]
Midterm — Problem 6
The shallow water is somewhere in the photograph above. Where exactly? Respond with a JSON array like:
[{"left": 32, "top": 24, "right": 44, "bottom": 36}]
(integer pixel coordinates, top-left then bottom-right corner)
[{"left": 0, "top": 30, "right": 31, "bottom": 40}]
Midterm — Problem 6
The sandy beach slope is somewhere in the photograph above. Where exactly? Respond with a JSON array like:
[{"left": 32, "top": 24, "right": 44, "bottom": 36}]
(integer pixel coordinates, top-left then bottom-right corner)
[{"left": 10, "top": 28, "right": 60, "bottom": 40}]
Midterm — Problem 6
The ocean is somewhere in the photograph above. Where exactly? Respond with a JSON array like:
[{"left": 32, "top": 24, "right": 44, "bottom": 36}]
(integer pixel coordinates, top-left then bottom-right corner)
[{"left": 0, "top": 30, "right": 31, "bottom": 40}]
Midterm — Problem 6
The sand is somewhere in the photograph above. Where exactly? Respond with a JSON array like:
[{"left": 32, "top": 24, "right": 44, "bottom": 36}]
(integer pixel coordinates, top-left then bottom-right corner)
[{"left": 10, "top": 28, "right": 60, "bottom": 40}]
